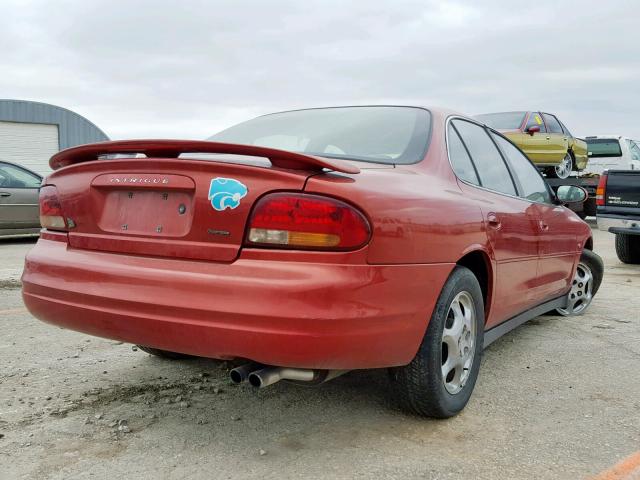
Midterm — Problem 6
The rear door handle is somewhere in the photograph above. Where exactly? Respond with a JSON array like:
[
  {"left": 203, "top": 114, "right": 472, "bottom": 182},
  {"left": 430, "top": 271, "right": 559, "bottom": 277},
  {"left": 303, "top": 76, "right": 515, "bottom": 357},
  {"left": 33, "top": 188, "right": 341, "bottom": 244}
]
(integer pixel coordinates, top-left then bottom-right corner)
[
  {"left": 546, "top": 136, "right": 551, "bottom": 140},
  {"left": 0, "top": 192, "right": 11, "bottom": 197},
  {"left": 487, "top": 213, "right": 501, "bottom": 229},
  {"left": 539, "top": 220, "right": 549, "bottom": 231}
]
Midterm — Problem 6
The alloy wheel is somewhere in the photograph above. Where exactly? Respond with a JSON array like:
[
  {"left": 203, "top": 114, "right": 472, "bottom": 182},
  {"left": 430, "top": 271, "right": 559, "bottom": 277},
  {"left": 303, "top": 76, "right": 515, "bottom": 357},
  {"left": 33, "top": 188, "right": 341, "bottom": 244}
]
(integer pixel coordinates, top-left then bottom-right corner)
[
  {"left": 441, "top": 291, "right": 476, "bottom": 394},
  {"left": 554, "top": 153, "right": 572, "bottom": 179},
  {"left": 556, "top": 262, "right": 593, "bottom": 316}
]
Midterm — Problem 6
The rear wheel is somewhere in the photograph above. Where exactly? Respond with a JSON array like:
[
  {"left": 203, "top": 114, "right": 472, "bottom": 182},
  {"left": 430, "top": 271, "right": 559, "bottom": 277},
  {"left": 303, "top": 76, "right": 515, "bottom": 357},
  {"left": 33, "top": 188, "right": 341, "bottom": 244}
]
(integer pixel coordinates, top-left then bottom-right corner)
[
  {"left": 546, "top": 152, "right": 573, "bottom": 179},
  {"left": 389, "top": 266, "right": 484, "bottom": 418},
  {"left": 615, "top": 233, "right": 640, "bottom": 264},
  {"left": 556, "top": 249, "right": 603, "bottom": 316},
  {"left": 136, "top": 346, "right": 193, "bottom": 360}
]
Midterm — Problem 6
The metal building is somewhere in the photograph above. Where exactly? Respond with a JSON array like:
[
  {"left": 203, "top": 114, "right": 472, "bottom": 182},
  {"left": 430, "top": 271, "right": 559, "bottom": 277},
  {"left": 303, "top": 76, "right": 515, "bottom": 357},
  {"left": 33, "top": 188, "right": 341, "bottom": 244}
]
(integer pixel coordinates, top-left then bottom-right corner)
[{"left": 0, "top": 99, "right": 109, "bottom": 175}]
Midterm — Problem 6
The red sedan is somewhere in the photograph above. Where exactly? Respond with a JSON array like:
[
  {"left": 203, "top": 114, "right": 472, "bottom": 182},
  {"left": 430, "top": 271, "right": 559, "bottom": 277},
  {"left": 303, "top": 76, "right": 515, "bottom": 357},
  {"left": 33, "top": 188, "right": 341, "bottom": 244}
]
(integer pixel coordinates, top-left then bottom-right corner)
[{"left": 22, "top": 106, "right": 603, "bottom": 417}]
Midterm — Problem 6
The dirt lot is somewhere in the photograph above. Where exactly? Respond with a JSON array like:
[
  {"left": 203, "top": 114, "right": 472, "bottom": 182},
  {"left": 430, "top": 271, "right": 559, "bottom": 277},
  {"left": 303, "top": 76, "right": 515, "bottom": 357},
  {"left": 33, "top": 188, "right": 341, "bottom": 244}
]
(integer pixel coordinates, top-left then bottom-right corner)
[{"left": 1, "top": 224, "right": 639, "bottom": 479}]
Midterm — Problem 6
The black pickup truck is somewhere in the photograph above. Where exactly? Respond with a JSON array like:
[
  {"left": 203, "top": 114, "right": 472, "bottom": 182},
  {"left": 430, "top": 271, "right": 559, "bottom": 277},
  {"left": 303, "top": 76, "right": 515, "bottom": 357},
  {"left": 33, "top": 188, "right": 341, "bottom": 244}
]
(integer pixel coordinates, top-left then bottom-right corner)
[{"left": 597, "top": 170, "right": 640, "bottom": 263}]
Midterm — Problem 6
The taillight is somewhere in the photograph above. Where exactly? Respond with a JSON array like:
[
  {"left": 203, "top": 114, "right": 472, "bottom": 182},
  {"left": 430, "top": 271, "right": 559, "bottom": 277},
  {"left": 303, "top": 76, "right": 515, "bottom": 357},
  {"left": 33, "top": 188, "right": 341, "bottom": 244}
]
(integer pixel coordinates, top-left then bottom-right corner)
[
  {"left": 596, "top": 172, "right": 608, "bottom": 206},
  {"left": 245, "top": 193, "right": 371, "bottom": 250},
  {"left": 39, "top": 186, "right": 67, "bottom": 231}
]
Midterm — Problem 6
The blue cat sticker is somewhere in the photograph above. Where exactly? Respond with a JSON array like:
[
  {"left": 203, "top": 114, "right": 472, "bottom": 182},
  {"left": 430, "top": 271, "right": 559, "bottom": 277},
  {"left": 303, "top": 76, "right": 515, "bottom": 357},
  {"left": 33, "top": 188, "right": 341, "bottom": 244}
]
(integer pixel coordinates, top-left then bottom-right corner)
[{"left": 208, "top": 177, "right": 248, "bottom": 211}]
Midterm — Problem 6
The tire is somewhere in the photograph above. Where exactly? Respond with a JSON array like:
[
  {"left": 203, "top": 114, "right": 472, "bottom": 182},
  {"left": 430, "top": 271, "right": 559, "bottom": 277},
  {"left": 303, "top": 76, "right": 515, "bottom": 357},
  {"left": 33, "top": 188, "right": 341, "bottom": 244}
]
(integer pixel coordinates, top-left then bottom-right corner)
[
  {"left": 136, "top": 346, "right": 193, "bottom": 360},
  {"left": 555, "top": 249, "right": 603, "bottom": 316},
  {"left": 615, "top": 233, "right": 640, "bottom": 264},
  {"left": 389, "top": 266, "right": 484, "bottom": 418},
  {"left": 583, "top": 198, "right": 597, "bottom": 218},
  {"left": 546, "top": 152, "right": 573, "bottom": 179}
]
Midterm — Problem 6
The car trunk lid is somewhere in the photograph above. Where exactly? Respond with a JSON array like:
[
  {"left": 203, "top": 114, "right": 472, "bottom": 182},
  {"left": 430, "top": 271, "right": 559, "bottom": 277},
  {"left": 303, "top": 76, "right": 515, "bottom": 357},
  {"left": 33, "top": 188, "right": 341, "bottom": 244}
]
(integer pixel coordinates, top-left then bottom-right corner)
[{"left": 46, "top": 141, "right": 359, "bottom": 262}]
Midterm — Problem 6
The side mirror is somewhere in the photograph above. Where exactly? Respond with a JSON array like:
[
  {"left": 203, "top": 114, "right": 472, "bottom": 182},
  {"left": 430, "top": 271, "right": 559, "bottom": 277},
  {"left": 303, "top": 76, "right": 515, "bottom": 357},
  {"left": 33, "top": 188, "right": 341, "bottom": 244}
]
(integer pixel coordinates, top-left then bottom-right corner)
[
  {"left": 526, "top": 125, "right": 540, "bottom": 136},
  {"left": 556, "top": 185, "right": 587, "bottom": 205}
]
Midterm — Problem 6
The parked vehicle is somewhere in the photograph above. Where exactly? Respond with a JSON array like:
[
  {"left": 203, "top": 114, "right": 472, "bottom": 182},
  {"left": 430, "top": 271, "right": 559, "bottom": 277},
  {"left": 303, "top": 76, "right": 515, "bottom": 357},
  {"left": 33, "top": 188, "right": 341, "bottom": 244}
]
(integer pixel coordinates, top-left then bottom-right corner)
[
  {"left": 545, "top": 136, "right": 640, "bottom": 219},
  {"left": 22, "top": 106, "right": 603, "bottom": 418},
  {"left": 475, "top": 111, "right": 588, "bottom": 179},
  {"left": 0, "top": 160, "right": 42, "bottom": 237},
  {"left": 597, "top": 169, "right": 640, "bottom": 263},
  {"left": 584, "top": 136, "right": 640, "bottom": 175}
]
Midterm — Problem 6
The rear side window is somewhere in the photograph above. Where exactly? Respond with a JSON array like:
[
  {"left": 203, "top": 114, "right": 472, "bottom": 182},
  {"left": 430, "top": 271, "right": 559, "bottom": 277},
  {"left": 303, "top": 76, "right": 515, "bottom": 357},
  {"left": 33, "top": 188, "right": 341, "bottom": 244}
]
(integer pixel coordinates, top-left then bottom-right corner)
[
  {"left": 628, "top": 140, "right": 640, "bottom": 161},
  {"left": 448, "top": 124, "right": 479, "bottom": 184},
  {"left": 542, "top": 114, "right": 563, "bottom": 134},
  {"left": 452, "top": 120, "right": 517, "bottom": 196},
  {"left": 525, "top": 112, "right": 547, "bottom": 133},
  {"left": 491, "top": 134, "right": 552, "bottom": 204},
  {"left": 559, "top": 120, "right": 573, "bottom": 136}
]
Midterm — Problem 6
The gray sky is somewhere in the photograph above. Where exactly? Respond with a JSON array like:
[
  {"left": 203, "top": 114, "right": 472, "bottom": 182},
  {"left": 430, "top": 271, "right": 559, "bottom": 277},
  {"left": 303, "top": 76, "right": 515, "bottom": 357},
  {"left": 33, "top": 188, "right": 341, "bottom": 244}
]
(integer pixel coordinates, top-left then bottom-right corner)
[{"left": 1, "top": 0, "right": 638, "bottom": 140}]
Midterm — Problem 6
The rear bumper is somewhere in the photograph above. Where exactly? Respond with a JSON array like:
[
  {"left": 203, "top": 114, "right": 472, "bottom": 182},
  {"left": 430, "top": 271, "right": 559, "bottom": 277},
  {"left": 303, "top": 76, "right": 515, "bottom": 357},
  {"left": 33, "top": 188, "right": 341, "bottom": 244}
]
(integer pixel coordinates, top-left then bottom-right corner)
[
  {"left": 597, "top": 214, "right": 640, "bottom": 235},
  {"left": 22, "top": 239, "right": 453, "bottom": 369}
]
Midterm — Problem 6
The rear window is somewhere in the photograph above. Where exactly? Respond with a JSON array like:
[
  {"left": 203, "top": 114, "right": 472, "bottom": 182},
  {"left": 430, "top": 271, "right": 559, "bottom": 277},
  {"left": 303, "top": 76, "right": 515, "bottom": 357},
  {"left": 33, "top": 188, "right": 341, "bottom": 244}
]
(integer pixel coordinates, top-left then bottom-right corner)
[
  {"left": 474, "top": 112, "right": 526, "bottom": 130},
  {"left": 586, "top": 138, "right": 622, "bottom": 158},
  {"left": 209, "top": 107, "right": 432, "bottom": 165}
]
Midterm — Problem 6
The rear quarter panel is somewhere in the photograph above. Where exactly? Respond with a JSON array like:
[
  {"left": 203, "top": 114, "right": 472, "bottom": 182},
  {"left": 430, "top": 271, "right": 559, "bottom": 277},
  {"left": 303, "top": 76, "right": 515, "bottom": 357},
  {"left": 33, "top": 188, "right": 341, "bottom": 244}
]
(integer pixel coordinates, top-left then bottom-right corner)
[
  {"left": 304, "top": 113, "right": 489, "bottom": 266},
  {"left": 571, "top": 138, "right": 589, "bottom": 170},
  {"left": 305, "top": 170, "right": 486, "bottom": 265}
]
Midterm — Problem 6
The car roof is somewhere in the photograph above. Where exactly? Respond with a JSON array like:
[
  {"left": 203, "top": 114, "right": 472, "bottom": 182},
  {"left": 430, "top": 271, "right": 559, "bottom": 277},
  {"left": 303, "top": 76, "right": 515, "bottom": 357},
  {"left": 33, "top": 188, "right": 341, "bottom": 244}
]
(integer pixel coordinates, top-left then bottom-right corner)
[{"left": 258, "top": 105, "right": 464, "bottom": 118}]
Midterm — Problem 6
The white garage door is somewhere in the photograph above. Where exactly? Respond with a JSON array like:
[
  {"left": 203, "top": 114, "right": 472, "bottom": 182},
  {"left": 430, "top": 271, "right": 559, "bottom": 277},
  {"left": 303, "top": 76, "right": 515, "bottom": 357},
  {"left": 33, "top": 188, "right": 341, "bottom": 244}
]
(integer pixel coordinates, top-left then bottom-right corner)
[{"left": 0, "top": 121, "right": 59, "bottom": 176}]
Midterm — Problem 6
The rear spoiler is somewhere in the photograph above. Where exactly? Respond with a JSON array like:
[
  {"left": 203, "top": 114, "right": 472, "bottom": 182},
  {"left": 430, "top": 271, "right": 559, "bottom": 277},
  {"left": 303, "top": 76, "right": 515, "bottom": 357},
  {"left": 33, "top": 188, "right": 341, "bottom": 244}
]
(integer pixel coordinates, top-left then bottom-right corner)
[{"left": 49, "top": 140, "right": 360, "bottom": 174}]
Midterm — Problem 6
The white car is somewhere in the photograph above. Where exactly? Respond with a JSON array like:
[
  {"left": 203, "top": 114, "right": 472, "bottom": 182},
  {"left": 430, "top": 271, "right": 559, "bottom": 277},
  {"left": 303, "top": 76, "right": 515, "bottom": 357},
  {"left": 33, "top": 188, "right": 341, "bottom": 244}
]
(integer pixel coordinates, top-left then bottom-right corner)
[{"left": 584, "top": 135, "right": 640, "bottom": 175}]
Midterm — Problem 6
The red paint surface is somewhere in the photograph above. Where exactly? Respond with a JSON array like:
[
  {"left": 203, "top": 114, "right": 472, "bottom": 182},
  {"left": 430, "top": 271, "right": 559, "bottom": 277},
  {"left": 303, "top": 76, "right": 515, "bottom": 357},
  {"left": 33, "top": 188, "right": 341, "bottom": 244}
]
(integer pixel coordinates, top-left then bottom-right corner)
[{"left": 22, "top": 108, "right": 591, "bottom": 368}]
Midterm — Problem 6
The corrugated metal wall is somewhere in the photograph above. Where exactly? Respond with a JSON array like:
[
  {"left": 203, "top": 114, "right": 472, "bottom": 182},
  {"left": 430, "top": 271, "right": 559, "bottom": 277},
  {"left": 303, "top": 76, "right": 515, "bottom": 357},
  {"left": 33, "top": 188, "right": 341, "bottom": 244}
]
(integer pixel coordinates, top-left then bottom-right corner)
[
  {"left": 0, "top": 99, "right": 109, "bottom": 150},
  {"left": 0, "top": 99, "right": 109, "bottom": 174},
  {"left": 0, "top": 121, "right": 60, "bottom": 174}
]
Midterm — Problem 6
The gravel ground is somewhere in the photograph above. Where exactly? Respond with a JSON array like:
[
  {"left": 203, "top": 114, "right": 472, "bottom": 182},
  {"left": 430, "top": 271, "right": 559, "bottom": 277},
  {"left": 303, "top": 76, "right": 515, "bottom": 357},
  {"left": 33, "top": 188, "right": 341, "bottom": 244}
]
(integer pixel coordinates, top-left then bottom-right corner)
[{"left": 1, "top": 224, "right": 639, "bottom": 479}]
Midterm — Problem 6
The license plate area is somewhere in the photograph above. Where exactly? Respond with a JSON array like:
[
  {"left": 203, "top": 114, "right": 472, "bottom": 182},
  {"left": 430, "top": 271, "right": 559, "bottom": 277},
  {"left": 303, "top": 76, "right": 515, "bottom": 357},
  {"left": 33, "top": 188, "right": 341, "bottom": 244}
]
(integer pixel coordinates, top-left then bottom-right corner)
[{"left": 98, "top": 190, "right": 194, "bottom": 237}]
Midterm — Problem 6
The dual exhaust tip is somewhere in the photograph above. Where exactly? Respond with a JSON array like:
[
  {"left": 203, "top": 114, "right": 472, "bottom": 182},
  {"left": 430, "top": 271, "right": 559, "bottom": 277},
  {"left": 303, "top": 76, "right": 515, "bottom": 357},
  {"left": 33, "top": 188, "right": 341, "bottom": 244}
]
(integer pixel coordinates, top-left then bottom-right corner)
[{"left": 230, "top": 363, "right": 346, "bottom": 388}]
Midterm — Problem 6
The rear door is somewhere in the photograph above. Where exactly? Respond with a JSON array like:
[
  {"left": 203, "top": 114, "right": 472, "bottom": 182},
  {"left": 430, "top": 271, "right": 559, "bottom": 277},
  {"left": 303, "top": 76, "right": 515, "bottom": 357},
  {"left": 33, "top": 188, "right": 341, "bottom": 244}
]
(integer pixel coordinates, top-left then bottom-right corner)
[
  {"left": 542, "top": 113, "right": 569, "bottom": 163},
  {"left": 450, "top": 119, "right": 541, "bottom": 327},
  {"left": 0, "top": 162, "right": 41, "bottom": 231},
  {"left": 491, "top": 133, "right": 577, "bottom": 301},
  {"left": 522, "top": 112, "right": 552, "bottom": 163}
]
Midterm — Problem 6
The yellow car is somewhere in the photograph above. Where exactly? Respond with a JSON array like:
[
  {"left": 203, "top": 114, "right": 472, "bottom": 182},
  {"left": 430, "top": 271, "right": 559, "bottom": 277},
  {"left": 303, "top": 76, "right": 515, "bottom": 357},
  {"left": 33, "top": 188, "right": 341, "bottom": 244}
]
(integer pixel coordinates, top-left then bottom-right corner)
[{"left": 475, "top": 111, "right": 588, "bottom": 179}]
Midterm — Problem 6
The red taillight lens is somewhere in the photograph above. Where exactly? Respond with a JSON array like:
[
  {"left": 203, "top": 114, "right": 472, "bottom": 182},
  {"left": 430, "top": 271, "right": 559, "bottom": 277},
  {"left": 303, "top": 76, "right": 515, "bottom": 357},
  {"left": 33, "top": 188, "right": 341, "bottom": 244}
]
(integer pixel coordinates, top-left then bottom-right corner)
[
  {"left": 39, "top": 185, "right": 67, "bottom": 231},
  {"left": 246, "top": 193, "right": 371, "bottom": 250},
  {"left": 596, "top": 172, "right": 608, "bottom": 206}
]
